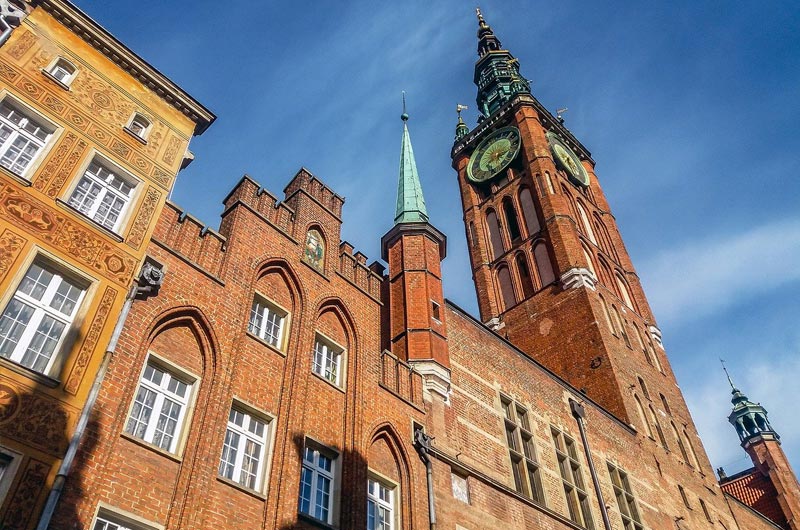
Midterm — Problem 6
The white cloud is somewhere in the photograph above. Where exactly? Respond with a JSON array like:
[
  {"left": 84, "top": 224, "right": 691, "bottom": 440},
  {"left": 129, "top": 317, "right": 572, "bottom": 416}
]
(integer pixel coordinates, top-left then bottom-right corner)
[{"left": 640, "top": 217, "right": 800, "bottom": 326}]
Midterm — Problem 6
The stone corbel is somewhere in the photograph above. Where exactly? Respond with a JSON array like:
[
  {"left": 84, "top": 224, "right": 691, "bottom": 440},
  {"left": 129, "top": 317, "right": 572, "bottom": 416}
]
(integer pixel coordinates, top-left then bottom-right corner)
[
  {"left": 560, "top": 267, "right": 597, "bottom": 291},
  {"left": 409, "top": 360, "right": 451, "bottom": 404}
]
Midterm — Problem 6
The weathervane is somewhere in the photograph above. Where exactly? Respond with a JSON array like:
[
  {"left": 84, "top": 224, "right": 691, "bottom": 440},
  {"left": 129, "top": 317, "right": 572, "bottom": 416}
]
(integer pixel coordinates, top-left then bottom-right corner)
[
  {"left": 456, "top": 103, "right": 468, "bottom": 117},
  {"left": 720, "top": 358, "right": 736, "bottom": 390},
  {"left": 401, "top": 91, "right": 408, "bottom": 121},
  {"left": 556, "top": 107, "right": 568, "bottom": 124}
]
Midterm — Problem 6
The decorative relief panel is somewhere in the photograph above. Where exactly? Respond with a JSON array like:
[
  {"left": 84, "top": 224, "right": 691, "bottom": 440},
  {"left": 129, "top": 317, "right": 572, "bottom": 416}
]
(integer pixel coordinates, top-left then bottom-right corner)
[
  {"left": 44, "top": 138, "right": 88, "bottom": 198},
  {"left": 0, "top": 458, "right": 49, "bottom": 530},
  {"left": 32, "top": 131, "right": 79, "bottom": 192},
  {"left": 0, "top": 228, "right": 26, "bottom": 280},
  {"left": 64, "top": 285, "right": 117, "bottom": 395},
  {"left": 0, "top": 376, "right": 70, "bottom": 456},
  {"left": 126, "top": 186, "right": 161, "bottom": 250},
  {"left": 0, "top": 183, "right": 137, "bottom": 286},
  {"left": 162, "top": 134, "right": 181, "bottom": 166},
  {"left": 5, "top": 29, "right": 36, "bottom": 61},
  {"left": 0, "top": 57, "right": 179, "bottom": 191}
]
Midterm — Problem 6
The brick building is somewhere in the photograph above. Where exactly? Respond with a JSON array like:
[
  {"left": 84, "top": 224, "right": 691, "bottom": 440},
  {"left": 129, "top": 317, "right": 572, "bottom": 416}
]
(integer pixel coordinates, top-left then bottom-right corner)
[
  {"left": 1, "top": 4, "right": 798, "bottom": 530},
  {"left": 0, "top": 1, "right": 213, "bottom": 528}
]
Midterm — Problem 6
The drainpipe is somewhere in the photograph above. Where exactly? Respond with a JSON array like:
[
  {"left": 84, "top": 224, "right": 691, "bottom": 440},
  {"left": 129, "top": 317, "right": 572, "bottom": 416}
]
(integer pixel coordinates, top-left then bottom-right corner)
[
  {"left": 0, "top": 17, "right": 11, "bottom": 47},
  {"left": 414, "top": 427, "right": 437, "bottom": 530},
  {"left": 570, "top": 398, "right": 612, "bottom": 530},
  {"left": 0, "top": 1, "right": 27, "bottom": 47},
  {"left": 36, "top": 261, "right": 163, "bottom": 530}
]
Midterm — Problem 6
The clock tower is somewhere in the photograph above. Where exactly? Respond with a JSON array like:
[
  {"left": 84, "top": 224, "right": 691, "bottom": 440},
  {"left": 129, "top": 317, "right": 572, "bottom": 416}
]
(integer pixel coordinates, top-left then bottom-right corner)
[{"left": 452, "top": 10, "right": 677, "bottom": 427}]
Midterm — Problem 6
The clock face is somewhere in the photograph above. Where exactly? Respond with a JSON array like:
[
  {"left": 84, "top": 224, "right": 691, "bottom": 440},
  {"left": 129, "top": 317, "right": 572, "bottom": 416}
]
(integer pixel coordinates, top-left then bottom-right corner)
[
  {"left": 547, "top": 132, "right": 589, "bottom": 187},
  {"left": 467, "top": 126, "right": 521, "bottom": 183}
]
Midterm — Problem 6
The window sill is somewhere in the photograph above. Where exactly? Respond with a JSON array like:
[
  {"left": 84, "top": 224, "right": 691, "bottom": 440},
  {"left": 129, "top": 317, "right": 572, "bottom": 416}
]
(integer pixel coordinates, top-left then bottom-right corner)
[
  {"left": 55, "top": 199, "right": 125, "bottom": 243},
  {"left": 40, "top": 69, "right": 72, "bottom": 91},
  {"left": 298, "top": 512, "right": 337, "bottom": 530},
  {"left": 216, "top": 475, "right": 267, "bottom": 500},
  {"left": 245, "top": 331, "right": 287, "bottom": 358},
  {"left": 123, "top": 127, "right": 148, "bottom": 145},
  {"left": 310, "top": 370, "right": 345, "bottom": 394},
  {"left": 0, "top": 165, "right": 33, "bottom": 187},
  {"left": 119, "top": 431, "right": 182, "bottom": 463},
  {"left": 0, "top": 357, "right": 59, "bottom": 388}
]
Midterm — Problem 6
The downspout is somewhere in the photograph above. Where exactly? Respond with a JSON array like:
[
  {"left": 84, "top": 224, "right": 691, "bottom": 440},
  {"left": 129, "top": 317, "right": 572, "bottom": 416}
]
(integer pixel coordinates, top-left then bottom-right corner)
[
  {"left": 0, "top": 1, "right": 28, "bottom": 48},
  {"left": 570, "top": 398, "right": 613, "bottom": 530},
  {"left": 414, "top": 427, "right": 437, "bottom": 530},
  {"left": 0, "top": 17, "right": 11, "bottom": 47},
  {"left": 36, "top": 261, "right": 163, "bottom": 530}
]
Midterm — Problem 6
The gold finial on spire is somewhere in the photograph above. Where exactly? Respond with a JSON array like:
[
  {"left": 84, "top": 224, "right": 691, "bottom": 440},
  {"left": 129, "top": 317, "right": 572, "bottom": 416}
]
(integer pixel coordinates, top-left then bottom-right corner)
[{"left": 476, "top": 7, "right": 487, "bottom": 26}]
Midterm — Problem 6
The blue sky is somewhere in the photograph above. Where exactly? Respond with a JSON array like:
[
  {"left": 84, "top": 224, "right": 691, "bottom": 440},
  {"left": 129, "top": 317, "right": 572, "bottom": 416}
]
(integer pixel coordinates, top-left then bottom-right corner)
[{"left": 76, "top": 1, "right": 800, "bottom": 474}]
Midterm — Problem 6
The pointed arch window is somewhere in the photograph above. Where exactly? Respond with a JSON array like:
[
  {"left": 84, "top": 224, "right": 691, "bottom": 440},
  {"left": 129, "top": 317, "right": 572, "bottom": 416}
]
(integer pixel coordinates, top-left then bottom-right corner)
[
  {"left": 684, "top": 430, "right": 700, "bottom": 468},
  {"left": 486, "top": 209, "right": 505, "bottom": 260},
  {"left": 497, "top": 264, "right": 516, "bottom": 310},
  {"left": 648, "top": 405, "right": 668, "bottom": 449},
  {"left": 633, "top": 325, "right": 653, "bottom": 365},
  {"left": 637, "top": 377, "right": 650, "bottom": 400},
  {"left": 533, "top": 242, "right": 555, "bottom": 286},
  {"left": 518, "top": 187, "right": 541, "bottom": 235},
  {"left": 502, "top": 198, "right": 522, "bottom": 243},
  {"left": 671, "top": 421, "right": 690, "bottom": 464},
  {"left": 598, "top": 294, "right": 616, "bottom": 335},
  {"left": 545, "top": 172, "right": 555, "bottom": 195},
  {"left": 516, "top": 254, "right": 535, "bottom": 298},
  {"left": 576, "top": 201, "right": 596, "bottom": 244},
  {"left": 581, "top": 243, "right": 595, "bottom": 276},
  {"left": 634, "top": 395, "right": 653, "bottom": 439},
  {"left": 615, "top": 273, "right": 635, "bottom": 310}
]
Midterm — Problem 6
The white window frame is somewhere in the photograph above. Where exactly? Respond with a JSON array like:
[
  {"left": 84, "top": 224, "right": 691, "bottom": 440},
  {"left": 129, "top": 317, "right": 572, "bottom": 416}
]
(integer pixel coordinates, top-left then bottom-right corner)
[
  {"left": 0, "top": 95, "right": 55, "bottom": 179},
  {"left": 44, "top": 57, "right": 78, "bottom": 88},
  {"left": 298, "top": 442, "right": 338, "bottom": 524},
  {"left": 248, "top": 295, "right": 288, "bottom": 350},
  {"left": 0, "top": 258, "right": 88, "bottom": 376},
  {"left": 218, "top": 403, "right": 272, "bottom": 491},
  {"left": 367, "top": 474, "right": 397, "bottom": 530},
  {"left": 0, "top": 447, "right": 22, "bottom": 506},
  {"left": 65, "top": 154, "right": 138, "bottom": 234},
  {"left": 125, "top": 113, "right": 151, "bottom": 142},
  {"left": 124, "top": 357, "right": 194, "bottom": 454},
  {"left": 92, "top": 505, "right": 161, "bottom": 530},
  {"left": 312, "top": 333, "right": 344, "bottom": 387}
]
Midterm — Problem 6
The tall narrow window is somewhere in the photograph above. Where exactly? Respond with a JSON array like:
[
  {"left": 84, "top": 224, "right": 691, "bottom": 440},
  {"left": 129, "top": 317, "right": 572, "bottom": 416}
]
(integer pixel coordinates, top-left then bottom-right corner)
[
  {"left": 219, "top": 406, "right": 271, "bottom": 490},
  {"left": 248, "top": 296, "right": 287, "bottom": 350},
  {"left": 649, "top": 405, "right": 668, "bottom": 449},
  {"left": 486, "top": 209, "right": 505, "bottom": 259},
  {"left": 367, "top": 476, "right": 396, "bottom": 530},
  {"left": 533, "top": 242, "right": 555, "bottom": 286},
  {"left": 678, "top": 485, "right": 691, "bottom": 509},
  {"left": 599, "top": 294, "right": 616, "bottom": 335},
  {"left": 615, "top": 273, "right": 635, "bottom": 310},
  {"left": 125, "top": 360, "right": 193, "bottom": 454},
  {"left": 516, "top": 254, "right": 535, "bottom": 297},
  {"left": 518, "top": 187, "right": 541, "bottom": 235},
  {"left": 634, "top": 395, "right": 653, "bottom": 439},
  {"left": 576, "top": 202, "right": 596, "bottom": 244},
  {"left": 497, "top": 265, "right": 517, "bottom": 310},
  {"left": 659, "top": 394, "right": 671, "bottom": 415},
  {"left": 303, "top": 229, "right": 325, "bottom": 270},
  {"left": 581, "top": 243, "right": 596, "bottom": 276},
  {"left": 503, "top": 198, "right": 521, "bottom": 242},
  {"left": 552, "top": 428, "right": 594, "bottom": 529},
  {"left": 67, "top": 158, "right": 136, "bottom": 232},
  {"left": 607, "top": 463, "right": 644, "bottom": 530},
  {"left": 46, "top": 57, "right": 77, "bottom": 87},
  {"left": 684, "top": 430, "right": 700, "bottom": 469},
  {"left": 637, "top": 377, "right": 650, "bottom": 400},
  {"left": 299, "top": 443, "right": 337, "bottom": 524},
  {"left": 0, "top": 260, "right": 86, "bottom": 375},
  {"left": 700, "top": 498, "right": 713, "bottom": 522},
  {"left": 633, "top": 325, "right": 653, "bottom": 365},
  {"left": 501, "top": 396, "right": 544, "bottom": 503},
  {"left": 610, "top": 306, "right": 629, "bottom": 346},
  {"left": 670, "top": 421, "right": 690, "bottom": 465},
  {"left": 545, "top": 172, "right": 555, "bottom": 194},
  {"left": 0, "top": 98, "right": 53, "bottom": 177},
  {"left": 312, "top": 335, "right": 344, "bottom": 386}
]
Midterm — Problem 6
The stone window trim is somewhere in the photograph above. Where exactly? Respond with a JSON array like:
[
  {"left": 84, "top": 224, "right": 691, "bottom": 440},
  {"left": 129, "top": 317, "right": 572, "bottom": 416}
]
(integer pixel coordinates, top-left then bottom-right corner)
[
  {"left": 499, "top": 393, "right": 544, "bottom": 505},
  {"left": 0, "top": 91, "right": 59, "bottom": 181},
  {"left": 298, "top": 438, "right": 340, "bottom": 526},
  {"left": 217, "top": 399, "right": 276, "bottom": 496},
  {"left": 62, "top": 151, "right": 141, "bottom": 236},
  {"left": 42, "top": 56, "right": 78, "bottom": 90},
  {"left": 606, "top": 462, "right": 644, "bottom": 530},
  {"left": 0, "top": 253, "right": 92, "bottom": 379},
  {"left": 247, "top": 293, "right": 290, "bottom": 354},
  {"left": 124, "top": 112, "right": 152, "bottom": 144},
  {"left": 367, "top": 469, "right": 399, "bottom": 530},
  {"left": 311, "top": 332, "right": 346, "bottom": 390},
  {"left": 122, "top": 353, "right": 199, "bottom": 458},
  {"left": 91, "top": 503, "right": 164, "bottom": 530}
]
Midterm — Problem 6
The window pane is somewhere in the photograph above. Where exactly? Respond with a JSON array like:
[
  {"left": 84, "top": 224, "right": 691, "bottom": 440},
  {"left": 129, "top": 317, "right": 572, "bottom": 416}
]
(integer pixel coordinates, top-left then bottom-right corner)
[
  {"left": 20, "top": 314, "right": 64, "bottom": 372},
  {"left": 0, "top": 299, "right": 34, "bottom": 356}
]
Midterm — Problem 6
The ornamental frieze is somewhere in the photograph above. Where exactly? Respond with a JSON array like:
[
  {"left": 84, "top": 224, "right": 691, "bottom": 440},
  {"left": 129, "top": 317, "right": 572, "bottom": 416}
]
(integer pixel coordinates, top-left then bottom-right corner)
[
  {"left": 0, "top": 376, "right": 72, "bottom": 456},
  {"left": 65, "top": 285, "right": 117, "bottom": 394},
  {"left": 0, "top": 228, "right": 26, "bottom": 280},
  {"left": 126, "top": 186, "right": 162, "bottom": 250},
  {"left": 0, "top": 458, "right": 49, "bottom": 530},
  {"left": 0, "top": 183, "right": 137, "bottom": 286}
]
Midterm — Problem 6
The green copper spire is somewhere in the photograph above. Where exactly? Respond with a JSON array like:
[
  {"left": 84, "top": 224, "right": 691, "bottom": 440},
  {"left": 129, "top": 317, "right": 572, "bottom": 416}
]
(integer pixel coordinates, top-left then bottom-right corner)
[
  {"left": 394, "top": 93, "right": 429, "bottom": 225},
  {"left": 722, "top": 361, "right": 779, "bottom": 444}
]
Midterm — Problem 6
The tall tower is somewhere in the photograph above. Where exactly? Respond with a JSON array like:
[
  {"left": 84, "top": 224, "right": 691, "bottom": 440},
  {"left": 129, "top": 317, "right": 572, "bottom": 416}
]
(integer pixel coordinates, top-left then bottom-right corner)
[
  {"left": 722, "top": 374, "right": 800, "bottom": 530},
  {"left": 382, "top": 103, "right": 450, "bottom": 400},
  {"left": 451, "top": 10, "right": 675, "bottom": 426}
]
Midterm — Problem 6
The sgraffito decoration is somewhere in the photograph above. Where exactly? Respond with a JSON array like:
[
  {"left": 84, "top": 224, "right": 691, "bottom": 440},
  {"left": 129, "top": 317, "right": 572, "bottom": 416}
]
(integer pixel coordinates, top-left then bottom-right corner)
[
  {"left": 64, "top": 285, "right": 117, "bottom": 394},
  {"left": 0, "top": 377, "right": 70, "bottom": 456},
  {"left": 5, "top": 29, "right": 35, "bottom": 60},
  {"left": 0, "top": 228, "right": 26, "bottom": 280},
  {"left": 0, "top": 458, "right": 49, "bottom": 530},
  {"left": 126, "top": 186, "right": 161, "bottom": 250},
  {"left": 0, "top": 183, "right": 137, "bottom": 286}
]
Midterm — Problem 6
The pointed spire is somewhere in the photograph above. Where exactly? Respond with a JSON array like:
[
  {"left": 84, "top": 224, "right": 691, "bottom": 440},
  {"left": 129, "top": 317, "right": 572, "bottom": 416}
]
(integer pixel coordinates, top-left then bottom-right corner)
[
  {"left": 724, "top": 364, "right": 779, "bottom": 444},
  {"left": 395, "top": 93, "right": 429, "bottom": 225},
  {"left": 476, "top": 7, "right": 502, "bottom": 57},
  {"left": 721, "top": 358, "right": 737, "bottom": 391},
  {"left": 455, "top": 104, "right": 469, "bottom": 141}
]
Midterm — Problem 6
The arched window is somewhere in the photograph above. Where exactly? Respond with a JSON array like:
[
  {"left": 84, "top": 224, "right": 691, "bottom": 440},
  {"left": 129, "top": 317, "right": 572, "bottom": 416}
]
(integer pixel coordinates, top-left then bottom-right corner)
[
  {"left": 637, "top": 376, "right": 650, "bottom": 399},
  {"left": 545, "top": 172, "right": 555, "bottom": 194},
  {"left": 684, "top": 430, "right": 700, "bottom": 468},
  {"left": 46, "top": 57, "right": 77, "bottom": 86},
  {"left": 646, "top": 332, "right": 664, "bottom": 373},
  {"left": 518, "top": 187, "right": 541, "bottom": 235},
  {"left": 594, "top": 213, "right": 619, "bottom": 261},
  {"left": 516, "top": 253, "right": 535, "bottom": 297},
  {"left": 303, "top": 229, "right": 325, "bottom": 270},
  {"left": 502, "top": 198, "right": 522, "bottom": 243},
  {"left": 633, "top": 325, "right": 653, "bottom": 365},
  {"left": 486, "top": 209, "right": 505, "bottom": 259},
  {"left": 127, "top": 113, "right": 151, "bottom": 140},
  {"left": 615, "top": 273, "right": 635, "bottom": 310},
  {"left": 660, "top": 393, "right": 671, "bottom": 415},
  {"left": 599, "top": 294, "right": 616, "bottom": 335},
  {"left": 597, "top": 256, "right": 613, "bottom": 289},
  {"left": 634, "top": 395, "right": 653, "bottom": 438},
  {"left": 497, "top": 264, "right": 516, "bottom": 310},
  {"left": 581, "top": 243, "right": 595, "bottom": 276},
  {"left": 649, "top": 405, "right": 668, "bottom": 449},
  {"left": 576, "top": 201, "right": 596, "bottom": 244},
  {"left": 533, "top": 242, "right": 555, "bottom": 286},
  {"left": 671, "top": 422, "right": 690, "bottom": 464},
  {"left": 611, "top": 305, "right": 629, "bottom": 346},
  {"left": 468, "top": 221, "right": 478, "bottom": 247}
]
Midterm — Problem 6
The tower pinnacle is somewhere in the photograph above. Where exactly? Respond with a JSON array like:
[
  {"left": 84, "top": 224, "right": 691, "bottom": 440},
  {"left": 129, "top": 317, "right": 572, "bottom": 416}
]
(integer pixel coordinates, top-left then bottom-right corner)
[
  {"left": 394, "top": 93, "right": 428, "bottom": 225},
  {"left": 725, "top": 367, "right": 778, "bottom": 444}
]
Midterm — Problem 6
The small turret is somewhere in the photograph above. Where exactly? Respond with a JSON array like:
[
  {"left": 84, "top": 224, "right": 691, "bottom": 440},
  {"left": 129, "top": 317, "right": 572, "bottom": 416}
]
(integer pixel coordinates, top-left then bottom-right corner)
[
  {"left": 724, "top": 364, "right": 778, "bottom": 444},
  {"left": 454, "top": 104, "right": 469, "bottom": 141}
]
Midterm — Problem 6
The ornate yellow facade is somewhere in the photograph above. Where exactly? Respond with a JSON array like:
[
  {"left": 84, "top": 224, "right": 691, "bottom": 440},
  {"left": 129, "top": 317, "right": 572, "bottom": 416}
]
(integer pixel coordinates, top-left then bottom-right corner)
[{"left": 0, "top": 2, "right": 213, "bottom": 528}]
